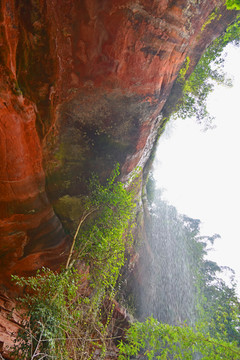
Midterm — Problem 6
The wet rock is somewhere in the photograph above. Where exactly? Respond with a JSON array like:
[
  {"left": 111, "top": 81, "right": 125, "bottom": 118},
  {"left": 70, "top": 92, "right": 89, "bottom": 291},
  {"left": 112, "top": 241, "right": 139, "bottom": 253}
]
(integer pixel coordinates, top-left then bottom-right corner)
[{"left": 0, "top": 0, "right": 237, "bottom": 352}]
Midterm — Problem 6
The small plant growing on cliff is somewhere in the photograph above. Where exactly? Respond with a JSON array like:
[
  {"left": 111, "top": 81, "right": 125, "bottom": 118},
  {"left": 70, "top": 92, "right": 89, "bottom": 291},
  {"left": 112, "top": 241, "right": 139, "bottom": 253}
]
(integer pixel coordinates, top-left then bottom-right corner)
[
  {"left": 201, "top": 8, "right": 222, "bottom": 32},
  {"left": 178, "top": 56, "right": 190, "bottom": 83},
  {"left": 11, "top": 164, "right": 137, "bottom": 359}
]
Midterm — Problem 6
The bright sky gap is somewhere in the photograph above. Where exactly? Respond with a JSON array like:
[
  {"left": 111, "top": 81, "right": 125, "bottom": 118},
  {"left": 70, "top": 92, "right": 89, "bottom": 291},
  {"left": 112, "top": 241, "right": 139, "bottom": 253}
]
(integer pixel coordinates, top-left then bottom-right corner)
[{"left": 153, "top": 44, "right": 240, "bottom": 295}]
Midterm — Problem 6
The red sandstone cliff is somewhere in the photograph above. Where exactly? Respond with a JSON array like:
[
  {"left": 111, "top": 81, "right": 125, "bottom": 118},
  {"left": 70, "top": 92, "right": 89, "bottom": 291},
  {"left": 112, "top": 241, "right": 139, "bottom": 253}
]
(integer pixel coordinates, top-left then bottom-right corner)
[{"left": 0, "top": 0, "right": 238, "bottom": 355}]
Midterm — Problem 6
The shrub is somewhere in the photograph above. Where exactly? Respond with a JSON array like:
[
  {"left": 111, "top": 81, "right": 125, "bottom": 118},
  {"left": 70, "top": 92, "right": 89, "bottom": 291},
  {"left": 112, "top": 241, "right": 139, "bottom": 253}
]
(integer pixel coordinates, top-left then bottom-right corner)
[
  {"left": 11, "top": 165, "right": 137, "bottom": 359},
  {"left": 118, "top": 316, "right": 240, "bottom": 360}
]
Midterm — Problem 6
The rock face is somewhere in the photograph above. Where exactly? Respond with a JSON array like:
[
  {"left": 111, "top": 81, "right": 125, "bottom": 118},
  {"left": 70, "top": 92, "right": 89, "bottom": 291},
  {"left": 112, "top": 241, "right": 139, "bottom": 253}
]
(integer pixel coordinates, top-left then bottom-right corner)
[{"left": 0, "top": 0, "right": 237, "bottom": 352}]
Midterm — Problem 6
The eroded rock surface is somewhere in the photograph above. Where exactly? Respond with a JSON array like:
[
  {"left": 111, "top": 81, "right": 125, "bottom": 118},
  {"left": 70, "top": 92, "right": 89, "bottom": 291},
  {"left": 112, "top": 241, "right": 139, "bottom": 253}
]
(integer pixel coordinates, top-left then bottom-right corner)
[{"left": 0, "top": 0, "right": 238, "bottom": 353}]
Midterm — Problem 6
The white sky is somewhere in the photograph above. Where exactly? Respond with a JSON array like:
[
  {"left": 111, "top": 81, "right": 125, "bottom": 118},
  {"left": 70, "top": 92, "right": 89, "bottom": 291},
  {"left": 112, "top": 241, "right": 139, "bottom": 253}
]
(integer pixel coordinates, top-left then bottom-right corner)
[{"left": 153, "top": 44, "right": 240, "bottom": 295}]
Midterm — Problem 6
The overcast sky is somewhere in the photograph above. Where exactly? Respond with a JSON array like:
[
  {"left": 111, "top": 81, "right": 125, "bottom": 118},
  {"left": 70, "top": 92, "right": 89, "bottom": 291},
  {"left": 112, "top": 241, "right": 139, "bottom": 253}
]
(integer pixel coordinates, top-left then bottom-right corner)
[{"left": 153, "top": 44, "right": 240, "bottom": 295}]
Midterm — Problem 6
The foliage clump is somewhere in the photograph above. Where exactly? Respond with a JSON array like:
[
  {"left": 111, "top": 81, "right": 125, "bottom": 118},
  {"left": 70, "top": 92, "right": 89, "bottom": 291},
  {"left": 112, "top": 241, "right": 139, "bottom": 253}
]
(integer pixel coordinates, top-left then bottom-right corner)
[
  {"left": 11, "top": 164, "right": 137, "bottom": 360},
  {"left": 175, "top": 13, "right": 240, "bottom": 130},
  {"left": 226, "top": 0, "right": 240, "bottom": 10},
  {"left": 11, "top": 268, "right": 82, "bottom": 360},
  {"left": 118, "top": 316, "right": 240, "bottom": 360}
]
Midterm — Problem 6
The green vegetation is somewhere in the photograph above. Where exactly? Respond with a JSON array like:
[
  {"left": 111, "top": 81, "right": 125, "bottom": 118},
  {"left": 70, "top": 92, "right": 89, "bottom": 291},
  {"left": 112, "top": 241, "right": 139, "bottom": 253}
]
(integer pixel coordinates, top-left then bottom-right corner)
[
  {"left": 201, "top": 9, "right": 221, "bottom": 32},
  {"left": 226, "top": 0, "right": 240, "bottom": 10},
  {"left": 177, "top": 56, "right": 190, "bottom": 82},
  {"left": 175, "top": 13, "right": 240, "bottom": 129},
  {"left": 118, "top": 316, "right": 240, "bottom": 360},
  {"left": 118, "top": 186, "right": 240, "bottom": 359},
  {"left": 11, "top": 165, "right": 137, "bottom": 360}
]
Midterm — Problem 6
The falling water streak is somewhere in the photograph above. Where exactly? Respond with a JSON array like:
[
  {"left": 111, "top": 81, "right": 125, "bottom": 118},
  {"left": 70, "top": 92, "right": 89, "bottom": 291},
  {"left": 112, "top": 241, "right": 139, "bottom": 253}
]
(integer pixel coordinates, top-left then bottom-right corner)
[{"left": 133, "top": 197, "right": 198, "bottom": 327}]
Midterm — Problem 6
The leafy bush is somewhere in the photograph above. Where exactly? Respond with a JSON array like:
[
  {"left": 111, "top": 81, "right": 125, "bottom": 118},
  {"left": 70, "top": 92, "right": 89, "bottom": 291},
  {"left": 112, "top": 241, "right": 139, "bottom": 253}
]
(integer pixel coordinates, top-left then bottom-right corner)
[
  {"left": 226, "top": 0, "right": 240, "bottom": 10},
  {"left": 11, "top": 268, "right": 82, "bottom": 360},
  {"left": 77, "top": 165, "right": 136, "bottom": 290},
  {"left": 118, "top": 316, "right": 240, "bottom": 360},
  {"left": 175, "top": 14, "right": 240, "bottom": 129},
  {"left": 11, "top": 165, "right": 137, "bottom": 359}
]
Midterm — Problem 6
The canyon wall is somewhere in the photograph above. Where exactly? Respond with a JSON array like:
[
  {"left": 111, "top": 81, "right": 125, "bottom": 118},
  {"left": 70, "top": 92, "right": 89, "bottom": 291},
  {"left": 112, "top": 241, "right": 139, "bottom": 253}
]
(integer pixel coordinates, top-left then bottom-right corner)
[{"left": 0, "top": 0, "right": 238, "bottom": 354}]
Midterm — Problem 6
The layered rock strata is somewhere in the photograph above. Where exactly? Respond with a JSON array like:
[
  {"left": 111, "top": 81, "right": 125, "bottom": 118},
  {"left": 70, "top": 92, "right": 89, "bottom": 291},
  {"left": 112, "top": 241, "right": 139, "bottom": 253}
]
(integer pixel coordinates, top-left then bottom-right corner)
[{"left": 0, "top": 0, "right": 238, "bottom": 354}]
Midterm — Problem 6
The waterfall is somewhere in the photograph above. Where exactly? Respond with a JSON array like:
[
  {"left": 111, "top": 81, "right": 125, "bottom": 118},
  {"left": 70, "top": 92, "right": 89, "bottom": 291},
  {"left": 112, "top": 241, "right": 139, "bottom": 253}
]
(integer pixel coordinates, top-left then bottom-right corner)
[{"left": 132, "top": 190, "right": 199, "bottom": 327}]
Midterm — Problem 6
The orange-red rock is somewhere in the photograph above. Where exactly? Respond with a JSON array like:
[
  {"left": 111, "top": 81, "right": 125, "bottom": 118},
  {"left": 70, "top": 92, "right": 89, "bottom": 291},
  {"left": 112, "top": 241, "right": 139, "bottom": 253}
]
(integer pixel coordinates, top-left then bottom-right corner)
[{"left": 0, "top": 0, "right": 238, "bottom": 353}]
